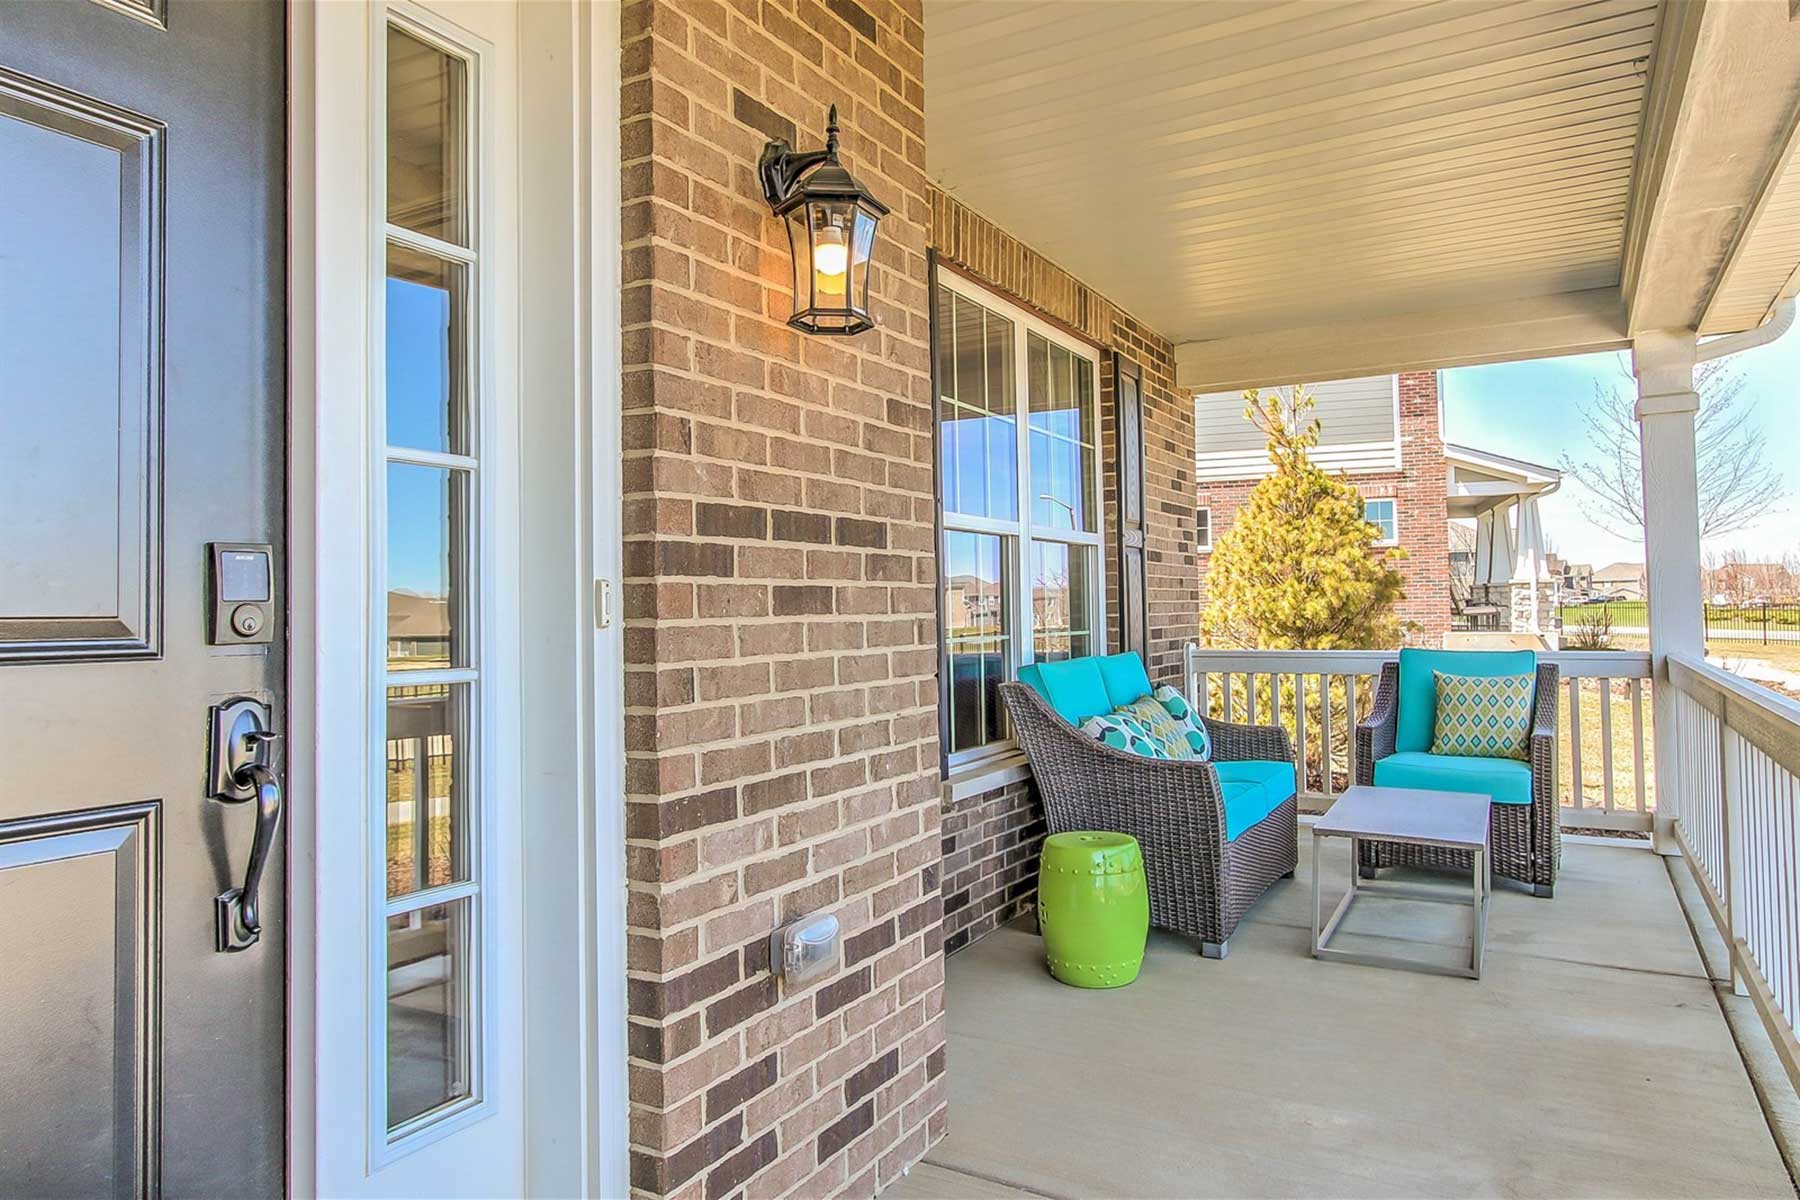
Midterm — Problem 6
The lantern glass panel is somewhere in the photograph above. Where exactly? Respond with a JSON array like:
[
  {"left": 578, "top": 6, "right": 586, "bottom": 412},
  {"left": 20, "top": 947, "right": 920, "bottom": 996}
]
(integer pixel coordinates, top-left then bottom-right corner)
[
  {"left": 811, "top": 199, "right": 856, "bottom": 313},
  {"left": 782, "top": 206, "right": 814, "bottom": 316},
  {"left": 851, "top": 205, "right": 878, "bottom": 317}
]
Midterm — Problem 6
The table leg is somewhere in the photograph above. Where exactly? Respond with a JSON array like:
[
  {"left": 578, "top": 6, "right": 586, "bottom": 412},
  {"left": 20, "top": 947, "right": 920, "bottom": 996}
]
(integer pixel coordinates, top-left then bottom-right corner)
[
  {"left": 1471, "top": 846, "right": 1486, "bottom": 979},
  {"left": 1311, "top": 829, "right": 1322, "bottom": 957}
]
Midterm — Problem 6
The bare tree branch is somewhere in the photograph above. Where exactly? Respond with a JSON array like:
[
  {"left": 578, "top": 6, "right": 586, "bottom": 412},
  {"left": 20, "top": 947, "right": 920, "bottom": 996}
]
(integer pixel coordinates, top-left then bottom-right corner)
[{"left": 1558, "top": 356, "right": 1784, "bottom": 541}]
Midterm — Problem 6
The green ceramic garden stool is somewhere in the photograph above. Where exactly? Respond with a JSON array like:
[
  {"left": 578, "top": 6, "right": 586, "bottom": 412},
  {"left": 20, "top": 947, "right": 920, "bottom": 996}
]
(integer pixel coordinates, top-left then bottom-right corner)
[{"left": 1037, "top": 831, "right": 1150, "bottom": 988}]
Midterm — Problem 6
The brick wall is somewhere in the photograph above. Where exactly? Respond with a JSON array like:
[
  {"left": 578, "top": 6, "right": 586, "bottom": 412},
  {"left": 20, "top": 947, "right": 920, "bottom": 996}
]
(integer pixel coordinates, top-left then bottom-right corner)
[
  {"left": 929, "top": 192, "right": 1198, "bottom": 682},
  {"left": 939, "top": 778, "right": 1044, "bottom": 955},
  {"left": 1196, "top": 371, "right": 1451, "bottom": 645},
  {"left": 620, "top": 0, "right": 947, "bottom": 1195}
]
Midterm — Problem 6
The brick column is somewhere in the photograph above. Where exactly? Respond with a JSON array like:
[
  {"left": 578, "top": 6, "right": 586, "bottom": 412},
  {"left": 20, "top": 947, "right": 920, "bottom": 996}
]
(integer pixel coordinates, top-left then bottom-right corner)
[
  {"left": 620, "top": 1, "right": 946, "bottom": 1195},
  {"left": 1395, "top": 371, "right": 1450, "bottom": 644}
]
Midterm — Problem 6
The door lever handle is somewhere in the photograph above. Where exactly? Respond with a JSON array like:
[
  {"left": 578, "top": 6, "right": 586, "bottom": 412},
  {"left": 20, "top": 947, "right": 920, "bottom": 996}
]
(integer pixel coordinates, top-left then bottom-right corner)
[
  {"left": 217, "top": 762, "right": 283, "bottom": 952},
  {"left": 208, "top": 697, "right": 284, "bottom": 952}
]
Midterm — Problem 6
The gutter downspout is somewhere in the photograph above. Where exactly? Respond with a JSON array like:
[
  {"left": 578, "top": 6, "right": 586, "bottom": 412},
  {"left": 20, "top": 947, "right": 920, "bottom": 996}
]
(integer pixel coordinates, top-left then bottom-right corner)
[{"left": 1696, "top": 297, "right": 1796, "bottom": 363}]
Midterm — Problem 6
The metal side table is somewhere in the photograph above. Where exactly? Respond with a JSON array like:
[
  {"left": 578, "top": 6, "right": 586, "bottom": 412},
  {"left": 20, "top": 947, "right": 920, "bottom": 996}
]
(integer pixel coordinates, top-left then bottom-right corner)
[{"left": 1311, "top": 785, "right": 1492, "bottom": 980}]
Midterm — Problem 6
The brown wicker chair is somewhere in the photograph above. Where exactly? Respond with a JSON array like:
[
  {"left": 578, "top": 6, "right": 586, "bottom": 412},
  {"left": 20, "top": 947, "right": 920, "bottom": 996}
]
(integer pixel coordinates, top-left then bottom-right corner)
[
  {"left": 1353, "top": 660, "right": 1561, "bottom": 896},
  {"left": 998, "top": 681, "right": 1298, "bottom": 958}
]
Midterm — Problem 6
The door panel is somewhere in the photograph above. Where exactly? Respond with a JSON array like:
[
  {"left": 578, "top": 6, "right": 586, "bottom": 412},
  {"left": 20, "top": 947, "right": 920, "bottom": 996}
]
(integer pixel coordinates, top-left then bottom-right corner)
[
  {"left": 0, "top": 1, "right": 287, "bottom": 1196},
  {"left": 0, "top": 804, "right": 158, "bottom": 1198},
  {"left": 0, "top": 70, "right": 159, "bottom": 658}
]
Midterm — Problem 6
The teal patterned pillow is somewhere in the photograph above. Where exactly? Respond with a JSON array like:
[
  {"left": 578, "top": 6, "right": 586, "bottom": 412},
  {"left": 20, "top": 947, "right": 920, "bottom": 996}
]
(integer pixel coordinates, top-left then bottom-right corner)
[
  {"left": 1152, "top": 685, "right": 1212, "bottom": 761},
  {"left": 1430, "top": 671, "right": 1534, "bottom": 761},
  {"left": 1080, "top": 711, "right": 1171, "bottom": 759},
  {"left": 1115, "top": 696, "right": 1198, "bottom": 760}
]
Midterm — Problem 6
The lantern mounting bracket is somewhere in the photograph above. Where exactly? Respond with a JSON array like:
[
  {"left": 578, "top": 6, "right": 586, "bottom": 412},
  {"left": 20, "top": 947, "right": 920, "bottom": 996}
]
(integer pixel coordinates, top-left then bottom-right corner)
[{"left": 758, "top": 104, "right": 842, "bottom": 212}]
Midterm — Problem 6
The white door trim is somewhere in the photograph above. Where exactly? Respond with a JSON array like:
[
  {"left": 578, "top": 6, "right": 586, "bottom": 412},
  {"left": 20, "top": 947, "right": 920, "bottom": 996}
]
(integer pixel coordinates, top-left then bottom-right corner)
[{"left": 286, "top": 1, "right": 627, "bottom": 1193}]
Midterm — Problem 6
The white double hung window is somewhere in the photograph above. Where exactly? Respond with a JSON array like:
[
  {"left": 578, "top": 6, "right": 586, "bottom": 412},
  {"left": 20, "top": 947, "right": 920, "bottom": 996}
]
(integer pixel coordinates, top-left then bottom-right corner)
[{"left": 936, "top": 273, "right": 1104, "bottom": 763}]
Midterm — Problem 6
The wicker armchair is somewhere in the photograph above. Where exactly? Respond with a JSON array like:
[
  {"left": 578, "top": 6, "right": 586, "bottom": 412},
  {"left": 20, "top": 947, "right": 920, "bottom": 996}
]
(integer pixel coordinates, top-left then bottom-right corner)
[
  {"left": 998, "top": 681, "right": 1298, "bottom": 958},
  {"left": 1354, "top": 660, "right": 1561, "bottom": 896}
]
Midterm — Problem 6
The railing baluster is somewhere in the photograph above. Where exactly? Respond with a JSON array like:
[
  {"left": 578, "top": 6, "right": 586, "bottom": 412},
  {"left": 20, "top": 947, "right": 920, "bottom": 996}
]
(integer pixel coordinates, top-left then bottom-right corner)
[
  {"left": 1295, "top": 673, "right": 1310, "bottom": 800},
  {"left": 1600, "top": 676, "right": 1617, "bottom": 813},
  {"left": 1568, "top": 677, "right": 1585, "bottom": 813},
  {"left": 1722, "top": 698, "right": 1746, "bottom": 996},
  {"left": 1322, "top": 675, "right": 1335, "bottom": 800},
  {"left": 1347, "top": 673, "right": 1361, "bottom": 786},
  {"left": 1631, "top": 676, "right": 1647, "bottom": 817}
]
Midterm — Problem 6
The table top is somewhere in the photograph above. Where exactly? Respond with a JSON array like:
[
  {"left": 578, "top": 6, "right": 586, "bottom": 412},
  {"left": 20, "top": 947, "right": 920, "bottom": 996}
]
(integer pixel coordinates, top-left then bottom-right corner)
[{"left": 1312, "top": 785, "right": 1491, "bottom": 850}]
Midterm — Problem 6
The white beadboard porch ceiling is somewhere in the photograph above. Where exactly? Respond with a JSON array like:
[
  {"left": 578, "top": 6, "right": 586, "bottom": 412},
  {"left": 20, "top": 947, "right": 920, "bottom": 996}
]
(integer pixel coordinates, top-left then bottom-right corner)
[{"left": 925, "top": 0, "right": 1660, "bottom": 344}]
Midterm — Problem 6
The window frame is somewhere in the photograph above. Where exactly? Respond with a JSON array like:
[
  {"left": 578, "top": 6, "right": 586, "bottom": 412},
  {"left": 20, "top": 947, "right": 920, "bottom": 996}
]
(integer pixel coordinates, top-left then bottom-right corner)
[
  {"left": 1363, "top": 496, "right": 1399, "bottom": 547},
  {"left": 367, "top": 2, "right": 499, "bottom": 1164},
  {"left": 1196, "top": 505, "right": 1212, "bottom": 553},
  {"left": 934, "top": 270, "right": 1107, "bottom": 770}
]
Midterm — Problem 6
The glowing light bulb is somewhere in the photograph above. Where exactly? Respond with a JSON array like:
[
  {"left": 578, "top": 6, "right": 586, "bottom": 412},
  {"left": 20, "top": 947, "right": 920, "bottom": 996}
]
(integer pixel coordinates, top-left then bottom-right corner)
[{"left": 815, "top": 226, "right": 848, "bottom": 278}]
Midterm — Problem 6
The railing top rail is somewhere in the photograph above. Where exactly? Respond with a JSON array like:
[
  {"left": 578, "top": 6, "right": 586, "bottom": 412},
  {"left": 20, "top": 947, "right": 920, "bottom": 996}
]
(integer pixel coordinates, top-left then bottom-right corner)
[
  {"left": 1184, "top": 644, "right": 1651, "bottom": 679},
  {"left": 1184, "top": 647, "right": 1393, "bottom": 674},
  {"left": 1668, "top": 652, "right": 1800, "bottom": 777}
]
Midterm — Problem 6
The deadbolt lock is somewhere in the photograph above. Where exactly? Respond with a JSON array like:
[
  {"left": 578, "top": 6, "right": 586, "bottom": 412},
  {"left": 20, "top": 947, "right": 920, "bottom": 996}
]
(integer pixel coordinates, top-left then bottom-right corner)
[{"left": 208, "top": 542, "right": 274, "bottom": 646}]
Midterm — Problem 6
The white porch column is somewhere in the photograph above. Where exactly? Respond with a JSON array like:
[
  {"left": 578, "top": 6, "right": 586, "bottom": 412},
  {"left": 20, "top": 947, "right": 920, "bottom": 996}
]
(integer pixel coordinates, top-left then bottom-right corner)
[{"left": 1632, "top": 329, "right": 1705, "bottom": 855}]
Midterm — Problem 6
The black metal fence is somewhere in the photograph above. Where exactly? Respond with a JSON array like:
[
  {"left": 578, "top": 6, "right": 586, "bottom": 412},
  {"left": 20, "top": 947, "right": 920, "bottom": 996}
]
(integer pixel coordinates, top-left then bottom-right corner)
[{"left": 1559, "top": 599, "right": 1800, "bottom": 643}]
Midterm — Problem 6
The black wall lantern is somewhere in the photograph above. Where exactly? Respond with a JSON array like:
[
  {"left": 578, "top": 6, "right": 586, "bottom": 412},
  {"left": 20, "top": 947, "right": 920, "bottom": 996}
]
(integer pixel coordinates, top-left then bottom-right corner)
[{"left": 758, "top": 104, "right": 889, "bottom": 336}]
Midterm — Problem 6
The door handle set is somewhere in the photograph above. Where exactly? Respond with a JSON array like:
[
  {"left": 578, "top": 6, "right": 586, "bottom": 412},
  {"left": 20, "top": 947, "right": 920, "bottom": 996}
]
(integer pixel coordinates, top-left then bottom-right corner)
[{"left": 208, "top": 697, "right": 284, "bottom": 952}]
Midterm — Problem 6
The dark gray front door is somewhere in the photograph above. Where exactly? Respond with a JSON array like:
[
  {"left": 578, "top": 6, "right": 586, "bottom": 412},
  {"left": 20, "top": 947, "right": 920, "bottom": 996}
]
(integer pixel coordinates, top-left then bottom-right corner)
[{"left": 0, "top": 1, "right": 286, "bottom": 1195}]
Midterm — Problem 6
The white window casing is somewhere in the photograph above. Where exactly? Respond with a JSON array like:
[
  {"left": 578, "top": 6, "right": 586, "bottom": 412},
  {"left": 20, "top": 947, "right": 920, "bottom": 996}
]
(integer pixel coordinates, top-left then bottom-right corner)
[{"left": 936, "top": 271, "right": 1107, "bottom": 766}]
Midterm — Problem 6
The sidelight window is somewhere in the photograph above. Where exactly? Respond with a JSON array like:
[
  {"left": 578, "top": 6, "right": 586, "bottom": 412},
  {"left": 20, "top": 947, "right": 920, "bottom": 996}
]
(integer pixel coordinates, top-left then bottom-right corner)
[
  {"left": 376, "top": 14, "right": 486, "bottom": 1151},
  {"left": 935, "top": 274, "right": 1103, "bottom": 764}
]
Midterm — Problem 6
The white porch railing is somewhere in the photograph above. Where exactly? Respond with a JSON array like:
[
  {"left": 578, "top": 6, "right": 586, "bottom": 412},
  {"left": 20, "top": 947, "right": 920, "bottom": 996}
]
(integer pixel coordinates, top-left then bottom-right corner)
[
  {"left": 1182, "top": 646, "right": 1656, "bottom": 832},
  {"left": 1667, "top": 653, "right": 1800, "bottom": 1094}
]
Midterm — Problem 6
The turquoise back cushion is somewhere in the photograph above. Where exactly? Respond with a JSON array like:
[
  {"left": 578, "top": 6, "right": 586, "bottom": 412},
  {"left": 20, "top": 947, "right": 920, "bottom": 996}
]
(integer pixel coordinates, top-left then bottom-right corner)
[
  {"left": 1035, "top": 658, "right": 1114, "bottom": 726},
  {"left": 1097, "top": 653, "right": 1154, "bottom": 708},
  {"left": 1017, "top": 663, "right": 1049, "bottom": 703},
  {"left": 1396, "top": 648, "right": 1536, "bottom": 753}
]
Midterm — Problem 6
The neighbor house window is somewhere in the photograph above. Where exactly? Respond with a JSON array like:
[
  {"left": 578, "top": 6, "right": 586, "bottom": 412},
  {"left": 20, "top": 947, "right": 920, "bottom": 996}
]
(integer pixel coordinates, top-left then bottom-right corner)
[
  {"left": 1363, "top": 497, "right": 1398, "bottom": 545},
  {"left": 1196, "top": 506, "right": 1212, "bottom": 552},
  {"left": 936, "top": 274, "right": 1103, "bottom": 762}
]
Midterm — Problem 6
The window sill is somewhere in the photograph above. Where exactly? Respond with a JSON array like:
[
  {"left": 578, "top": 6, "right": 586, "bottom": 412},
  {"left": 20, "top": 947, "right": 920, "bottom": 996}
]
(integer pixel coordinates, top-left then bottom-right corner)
[{"left": 945, "top": 750, "right": 1032, "bottom": 802}]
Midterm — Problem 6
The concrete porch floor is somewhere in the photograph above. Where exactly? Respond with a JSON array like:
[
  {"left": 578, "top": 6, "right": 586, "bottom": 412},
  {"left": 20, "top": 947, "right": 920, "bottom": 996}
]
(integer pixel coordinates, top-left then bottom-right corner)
[{"left": 886, "top": 834, "right": 1797, "bottom": 1199}]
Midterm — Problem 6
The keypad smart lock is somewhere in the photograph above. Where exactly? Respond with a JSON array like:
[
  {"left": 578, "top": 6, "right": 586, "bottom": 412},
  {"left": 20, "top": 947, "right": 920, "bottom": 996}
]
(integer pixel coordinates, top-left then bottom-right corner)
[{"left": 208, "top": 542, "right": 275, "bottom": 645}]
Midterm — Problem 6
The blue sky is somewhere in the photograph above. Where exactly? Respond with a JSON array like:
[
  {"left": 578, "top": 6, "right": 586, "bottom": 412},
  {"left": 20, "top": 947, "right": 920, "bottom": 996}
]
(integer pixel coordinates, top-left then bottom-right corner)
[
  {"left": 1441, "top": 326, "right": 1800, "bottom": 568},
  {"left": 387, "top": 275, "right": 453, "bottom": 597}
]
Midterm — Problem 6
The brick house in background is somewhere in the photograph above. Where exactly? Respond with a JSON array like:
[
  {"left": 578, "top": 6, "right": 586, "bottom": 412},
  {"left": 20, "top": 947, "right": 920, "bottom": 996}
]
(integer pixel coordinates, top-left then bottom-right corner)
[
  {"left": 1192, "top": 372, "right": 1452, "bottom": 644},
  {"left": 1191, "top": 373, "right": 1570, "bottom": 646}
]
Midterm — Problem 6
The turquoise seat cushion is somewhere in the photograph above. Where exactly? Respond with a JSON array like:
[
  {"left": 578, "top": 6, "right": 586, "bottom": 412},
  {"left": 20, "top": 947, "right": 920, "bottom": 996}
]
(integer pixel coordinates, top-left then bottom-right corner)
[
  {"left": 1096, "top": 653, "right": 1154, "bottom": 709},
  {"left": 1214, "top": 759, "right": 1296, "bottom": 841},
  {"left": 1373, "top": 750, "right": 1533, "bottom": 805},
  {"left": 1396, "top": 648, "right": 1536, "bottom": 753},
  {"left": 1034, "top": 657, "right": 1114, "bottom": 726}
]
